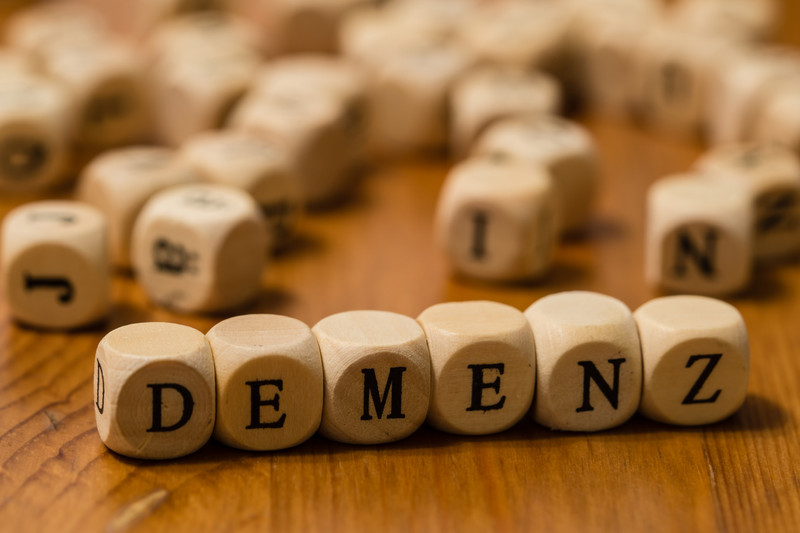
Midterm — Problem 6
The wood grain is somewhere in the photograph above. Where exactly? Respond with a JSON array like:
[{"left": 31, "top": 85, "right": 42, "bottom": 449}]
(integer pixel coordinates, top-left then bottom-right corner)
[{"left": 2, "top": 2, "right": 800, "bottom": 531}]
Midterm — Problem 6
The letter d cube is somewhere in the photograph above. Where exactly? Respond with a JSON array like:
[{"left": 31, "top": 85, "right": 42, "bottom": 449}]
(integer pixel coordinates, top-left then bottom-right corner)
[{"left": 94, "top": 322, "right": 216, "bottom": 459}]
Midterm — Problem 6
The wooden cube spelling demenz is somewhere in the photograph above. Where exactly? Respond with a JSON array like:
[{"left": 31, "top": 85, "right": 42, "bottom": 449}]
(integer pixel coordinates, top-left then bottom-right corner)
[
  {"left": 131, "top": 184, "right": 269, "bottom": 313},
  {"left": 77, "top": 146, "right": 200, "bottom": 268},
  {"left": 646, "top": 173, "right": 752, "bottom": 295},
  {"left": 694, "top": 142, "right": 800, "bottom": 262},
  {"left": 207, "top": 314, "right": 323, "bottom": 451},
  {"left": 524, "top": 291, "right": 642, "bottom": 432},
  {"left": 312, "top": 310, "right": 431, "bottom": 445},
  {"left": 417, "top": 301, "right": 535, "bottom": 435},
  {"left": 435, "top": 156, "right": 558, "bottom": 282},
  {"left": 634, "top": 295, "right": 749, "bottom": 426},
  {"left": 1, "top": 201, "right": 110, "bottom": 330},
  {"left": 94, "top": 322, "right": 215, "bottom": 459}
]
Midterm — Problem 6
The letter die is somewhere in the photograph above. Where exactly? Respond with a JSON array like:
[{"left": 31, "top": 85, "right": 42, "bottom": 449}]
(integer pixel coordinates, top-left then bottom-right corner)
[
  {"left": 417, "top": 301, "right": 535, "bottom": 435},
  {"left": 669, "top": 0, "right": 777, "bottom": 43},
  {"left": 0, "top": 73, "right": 71, "bottom": 194},
  {"left": 94, "top": 322, "right": 216, "bottom": 459},
  {"left": 207, "top": 314, "right": 323, "bottom": 451},
  {"left": 1, "top": 201, "right": 110, "bottom": 330},
  {"left": 472, "top": 114, "right": 598, "bottom": 234},
  {"left": 435, "top": 156, "right": 558, "bottom": 282},
  {"left": 450, "top": 67, "right": 561, "bottom": 157},
  {"left": 77, "top": 146, "right": 200, "bottom": 268},
  {"left": 634, "top": 296, "right": 749, "bottom": 425},
  {"left": 646, "top": 174, "right": 752, "bottom": 295},
  {"left": 131, "top": 184, "right": 269, "bottom": 313},
  {"left": 524, "top": 291, "right": 642, "bottom": 432},
  {"left": 4, "top": 2, "right": 108, "bottom": 57},
  {"left": 752, "top": 77, "right": 800, "bottom": 154},
  {"left": 181, "top": 131, "right": 303, "bottom": 248},
  {"left": 312, "top": 310, "right": 431, "bottom": 445},
  {"left": 694, "top": 142, "right": 800, "bottom": 262}
]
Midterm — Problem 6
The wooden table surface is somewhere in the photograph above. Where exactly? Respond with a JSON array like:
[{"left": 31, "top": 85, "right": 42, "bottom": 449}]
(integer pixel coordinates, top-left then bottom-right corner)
[{"left": 3, "top": 2, "right": 800, "bottom": 532}]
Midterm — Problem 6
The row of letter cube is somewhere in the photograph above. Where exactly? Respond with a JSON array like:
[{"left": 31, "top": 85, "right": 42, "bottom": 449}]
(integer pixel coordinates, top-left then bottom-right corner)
[{"left": 95, "top": 293, "right": 750, "bottom": 459}]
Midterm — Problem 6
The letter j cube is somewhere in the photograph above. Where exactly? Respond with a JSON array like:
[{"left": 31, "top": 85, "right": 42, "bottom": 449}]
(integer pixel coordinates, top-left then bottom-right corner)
[
  {"left": 94, "top": 322, "right": 216, "bottom": 459},
  {"left": 312, "top": 311, "right": 431, "bottom": 445}
]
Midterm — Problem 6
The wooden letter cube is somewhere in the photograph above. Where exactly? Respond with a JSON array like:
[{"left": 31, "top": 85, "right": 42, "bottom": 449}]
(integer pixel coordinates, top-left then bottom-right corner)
[
  {"left": 1, "top": 201, "right": 110, "bottom": 329},
  {"left": 435, "top": 156, "right": 558, "bottom": 282},
  {"left": 131, "top": 184, "right": 268, "bottom": 313},
  {"left": 646, "top": 174, "right": 752, "bottom": 295},
  {"left": 312, "top": 310, "right": 431, "bottom": 444},
  {"left": 450, "top": 67, "right": 561, "bottom": 157},
  {"left": 207, "top": 314, "right": 323, "bottom": 451},
  {"left": 634, "top": 295, "right": 749, "bottom": 425},
  {"left": 78, "top": 146, "right": 200, "bottom": 268},
  {"left": 473, "top": 114, "right": 598, "bottom": 234},
  {"left": 0, "top": 74, "right": 70, "bottom": 193},
  {"left": 694, "top": 142, "right": 800, "bottom": 262},
  {"left": 752, "top": 78, "right": 800, "bottom": 154},
  {"left": 181, "top": 131, "right": 303, "bottom": 248},
  {"left": 417, "top": 301, "right": 535, "bottom": 435},
  {"left": 94, "top": 322, "right": 215, "bottom": 459},
  {"left": 524, "top": 291, "right": 642, "bottom": 431}
]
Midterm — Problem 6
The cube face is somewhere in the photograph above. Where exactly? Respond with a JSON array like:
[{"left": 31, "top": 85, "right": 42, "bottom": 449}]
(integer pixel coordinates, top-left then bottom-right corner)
[
  {"left": 525, "top": 291, "right": 642, "bottom": 432},
  {"left": 181, "top": 131, "right": 303, "bottom": 247},
  {"left": 1, "top": 201, "right": 110, "bottom": 329},
  {"left": 132, "top": 185, "right": 268, "bottom": 313},
  {"left": 646, "top": 175, "right": 752, "bottom": 296},
  {"left": 635, "top": 296, "right": 750, "bottom": 426},
  {"left": 753, "top": 83, "right": 800, "bottom": 155},
  {"left": 417, "top": 301, "right": 535, "bottom": 435},
  {"left": 94, "top": 322, "right": 216, "bottom": 459},
  {"left": 79, "top": 147, "right": 200, "bottom": 267},
  {"left": 695, "top": 143, "right": 800, "bottom": 261},
  {"left": 208, "top": 314, "right": 323, "bottom": 451},
  {"left": 473, "top": 115, "right": 597, "bottom": 233},
  {"left": 313, "top": 310, "right": 431, "bottom": 444},
  {"left": 435, "top": 158, "right": 557, "bottom": 281}
]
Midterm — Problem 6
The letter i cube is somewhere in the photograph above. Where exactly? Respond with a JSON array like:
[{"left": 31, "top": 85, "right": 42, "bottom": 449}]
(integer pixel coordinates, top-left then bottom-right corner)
[
  {"left": 312, "top": 310, "right": 431, "bottom": 444},
  {"left": 634, "top": 295, "right": 749, "bottom": 426},
  {"left": 207, "top": 314, "right": 323, "bottom": 451},
  {"left": 1, "top": 201, "right": 110, "bottom": 329},
  {"left": 417, "top": 301, "right": 535, "bottom": 435},
  {"left": 524, "top": 291, "right": 642, "bottom": 432},
  {"left": 646, "top": 173, "right": 752, "bottom": 295},
  {"left": 94, "top": 322, "right": 216, "bottom": 459}
]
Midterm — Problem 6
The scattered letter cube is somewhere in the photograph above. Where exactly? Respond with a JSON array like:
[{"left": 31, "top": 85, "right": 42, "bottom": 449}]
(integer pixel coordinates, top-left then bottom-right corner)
[
  {"left": 634, "top": 295, "right": 749, "bottom": 425},
  {"left": 1, "top": 201, "right": 110, "bottom": 329},
  {"left": 207, "top": 314, "right": 323, "bottom": 451},
  {"left": 524, "top": 291, "right": 642, "bottom": 432},
  {"left": 94, "top": 322, "right": 215, "bottom": 459},
  {"left": 417, "top": 301, "right": 535, "bottom": 435}
]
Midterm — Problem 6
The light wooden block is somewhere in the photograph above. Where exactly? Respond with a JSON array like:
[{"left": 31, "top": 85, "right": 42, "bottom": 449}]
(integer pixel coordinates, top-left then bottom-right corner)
[
  {"left": 229, "top": 90, "right": 362, "bottom": 207},
  {"left": 181, "top": 131, "right": 303, "bottom": 248},
  {"left": 312, "top": 310, "right": 431, "bottom": 444},
  {"left": 110, "top": 0, "right": 230, "bottom": 41},
  {"left": 450, "top": 67, "right": 561, "bottom": 158},
  {"left": 752, "top": 77, "right": 800, "bottom": 155},
  {"left": 472, "top": 114, "right": 597, "bottom": 235},
  {"left": 36, "top": 37, "right": 148, "bottom": 148},
  {"left": 0, "top": 73, "right": 71, "bottom": 194},
  {"left": 524, "top": 291, "right": 642, "bottom": 432},
  {"left": 669, "top": 0, "right": 777, "bottom": 43},
  {"left": 4, "top": 2, "right": 108, "bottom": 58},
  {"left": 634, "top": 295, "right": 749, "bottom": 425},
  {"left": 633, "top": 24, "right": 738, "bottom": 137},
  {"left": 456, "top": 0, "right": 570, "bottom": 72},
  {"left": 94, "top": 322, "right": 215, "bottom": 459},
  {"left": 131, "top": 184, "right": 268, "bottom": 313},
  {"left": 1, "top": 200, "right": 110, "bottom": 329},
  {"left": 435, "top": 156, "right": 558, "bottom": 282},
  {"left": 148, "top": 13, "right": 261, "bottom": 146},
  {"left": 417, "top": 301, "right": 535, "bottom": 435},
  {"left": 77, "top": 146, "right": 200, "bottom": 268},
  {"left": 695, "top": 142, "right": 800, "bottom": 261},
  {"left": 646, "top": 173, "right": 752, "bottom": 295},
  {"left": 207, "top": 314, "right": 323, "bottom": 451}
]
